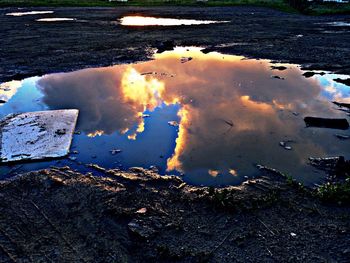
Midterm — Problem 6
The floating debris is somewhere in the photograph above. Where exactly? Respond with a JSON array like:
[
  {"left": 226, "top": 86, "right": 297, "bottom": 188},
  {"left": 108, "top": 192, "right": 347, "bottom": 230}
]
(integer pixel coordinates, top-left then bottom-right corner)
[
  {"left": 0, "top": 109, "right": 78, "bottom": 163},
  {"left": 168, "top": 121, "right": 179, "bottom": 127},
  {"left": 335, "top": 134, "right": 350, "bottom": 140},
  {"left": 304, "top": 117, "right": 349, "bottom": 130},
  {"left": 333, "top": 78, "right": 350, "bottom": 86},
  {"left": 142, "top": 114, "right": 150, "bottom": 118},
  {"left": 271, "top": 75, "right": 284, "bottom": 80},
  {"left": 279, "top": 141, "right": 293, "bottom": 150},
  {"left": 303, "top": 72, "right": 316, "bottom": 78},
  {"left": 271, "top": 66, "right": 287, "bottom": 71},
  {"left": 180, "top": 57, "right": 193, "bottom": 63},
  {"left": 333, "top": 101, "right": 350, "bottom": 110},
  {"left": 110, "top": 149, "right": 122, "bottom": 155}
]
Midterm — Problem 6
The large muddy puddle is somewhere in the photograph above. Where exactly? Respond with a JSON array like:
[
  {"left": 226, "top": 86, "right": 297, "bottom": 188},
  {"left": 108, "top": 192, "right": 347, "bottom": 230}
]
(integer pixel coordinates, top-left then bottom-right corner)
[{"left": 0, "top": 47, "right": 349, "bottom": 186}]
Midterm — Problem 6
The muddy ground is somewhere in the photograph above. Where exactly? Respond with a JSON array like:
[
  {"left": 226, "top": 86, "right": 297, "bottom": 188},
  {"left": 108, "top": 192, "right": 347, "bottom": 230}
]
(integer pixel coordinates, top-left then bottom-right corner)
[
  {"left": 1, "top": 6, "right": 350, "bottom": 262},
  {"left": 0, "top": 6, "right": 350, "bottom": 83},
  {"left": 0, "top": 166, "right": 349, "bottom": 263}
]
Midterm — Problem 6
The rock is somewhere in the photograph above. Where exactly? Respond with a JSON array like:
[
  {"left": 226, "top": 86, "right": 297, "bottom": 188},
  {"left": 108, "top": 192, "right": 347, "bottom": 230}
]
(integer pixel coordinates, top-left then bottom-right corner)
[
  {"left": 304, "top": 117, "right": 349, "bottom": 130},
  {"left": 0, "top": 109, "right": 78, "bottom": 163}
]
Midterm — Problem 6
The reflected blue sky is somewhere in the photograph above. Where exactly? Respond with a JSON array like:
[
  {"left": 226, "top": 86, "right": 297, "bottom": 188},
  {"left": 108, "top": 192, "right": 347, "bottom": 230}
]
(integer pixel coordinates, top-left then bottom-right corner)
[{"left": 0, "top": 48, "right": 349, "bottom": 186}]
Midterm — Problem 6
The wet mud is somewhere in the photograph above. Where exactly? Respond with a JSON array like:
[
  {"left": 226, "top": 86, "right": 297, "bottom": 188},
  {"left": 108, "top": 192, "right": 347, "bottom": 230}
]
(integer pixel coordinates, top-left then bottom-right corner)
[{"left": 0, "top": 6, "right": 350, "bottom": 82}]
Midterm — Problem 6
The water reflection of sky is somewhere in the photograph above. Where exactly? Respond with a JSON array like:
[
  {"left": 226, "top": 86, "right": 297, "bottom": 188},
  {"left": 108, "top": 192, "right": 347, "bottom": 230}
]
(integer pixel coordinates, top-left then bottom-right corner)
[{"left": 0, "top": 47, "right": 349, "bottom": 186}]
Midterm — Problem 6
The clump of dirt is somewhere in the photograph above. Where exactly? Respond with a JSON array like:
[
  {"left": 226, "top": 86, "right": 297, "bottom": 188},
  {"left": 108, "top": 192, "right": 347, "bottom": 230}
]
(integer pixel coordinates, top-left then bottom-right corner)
[{"left": 0, "top": 166, "right": 349, "bottom": 262}]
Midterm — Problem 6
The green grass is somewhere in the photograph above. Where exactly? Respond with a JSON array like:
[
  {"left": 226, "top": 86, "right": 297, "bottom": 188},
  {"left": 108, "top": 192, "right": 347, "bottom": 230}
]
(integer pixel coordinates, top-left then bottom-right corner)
[{"left": 315, "top": 177, "right": 350, "bottom": 205}]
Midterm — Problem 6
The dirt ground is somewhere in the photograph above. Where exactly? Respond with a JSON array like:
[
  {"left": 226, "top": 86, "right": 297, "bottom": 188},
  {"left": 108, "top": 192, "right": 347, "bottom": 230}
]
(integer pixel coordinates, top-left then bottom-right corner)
[
  {"left": 0, "top": 6, "right": 350, "bottom": 83},
  {"left": 0, "top": 166, "right": 349, "bottom": 263},
  {"left": 1, "top": 6, "right": 350, "bottom": 262}
]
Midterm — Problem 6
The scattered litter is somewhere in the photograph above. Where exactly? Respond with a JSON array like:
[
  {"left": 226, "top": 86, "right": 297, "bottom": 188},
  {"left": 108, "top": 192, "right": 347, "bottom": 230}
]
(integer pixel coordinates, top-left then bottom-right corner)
[
  {"left": 0, "top": 110, "right": 78, "bottom": 163},
  {"left": 68, "top": 156, "right": 77, "bottom": 161},
  {"left": 304, "top": 117, "right": 349, "bottom": 130},
  {"left": 142, "top": 114, "right": 150, "bottom": 118},
  {"left": 71, "top": 150, "right": 79, "bottom": 154},
  {"left": 290, "top": 232, "right": 297, "bottom": 237},
  {"left": 168, "top": 121, "right": 179, "bottom": 127}
]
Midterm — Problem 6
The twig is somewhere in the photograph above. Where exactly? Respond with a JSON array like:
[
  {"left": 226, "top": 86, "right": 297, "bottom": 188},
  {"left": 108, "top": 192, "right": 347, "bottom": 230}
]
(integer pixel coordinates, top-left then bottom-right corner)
[
  {"left": 257, "top": 218, "right": 275, "bottom": 236},
  {"left": 209, "top": 229, "right": 235, "bottom": 255}
]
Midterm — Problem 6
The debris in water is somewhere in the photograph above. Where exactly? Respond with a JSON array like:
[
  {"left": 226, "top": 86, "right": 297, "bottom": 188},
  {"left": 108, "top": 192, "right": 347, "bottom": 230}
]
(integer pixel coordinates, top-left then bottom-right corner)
[
  {"left": 110, "top": 149, "right": 122, "bottom": 155},
  {"left": 271, "top": 75, "right": 284, "bottom": 80},
  {"left": 290, "top": 232, "right": 297, "bottom": 237},
  {"left": 333, "top": 101, "right": 350, "bottom": 110},
  {"left": 302, "top": 72, "right": 316, "bottom": 78},
  {"left": 333, "top": 78, "right": 350, "bottom": 86},
  {"left": 168, "top": 121, "right": 179, "bottom": 127},
  {"left": 304, "top": 117, "right": 349, "bottom": 130},
  {"left": 142, "top": 114, "right": 150, "bottom": 118},
  {"left": 279, "top": 141, "right": 293, "bottom": 150},
  {"left": 0, "top": 109, "right": 78, "bottom": 163},
  {"left": 271, "top": 66, "right": 287, "bottom": 71},
  {"left": 180, "top": 57, "right": 193, "bottom": 63},
  {"left": 335, "top": 134, "right": 350, "bottom": 140}
]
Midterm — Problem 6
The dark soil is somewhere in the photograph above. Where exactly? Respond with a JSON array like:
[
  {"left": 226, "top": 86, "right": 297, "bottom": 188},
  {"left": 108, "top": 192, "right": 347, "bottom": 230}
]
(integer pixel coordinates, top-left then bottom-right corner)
[
  {"left": 1, "top": 6, "right": 350, "bottom": 262},
  {"left": 0, "top": 166, "right": 349, "bottom": 262},
  {"left": 0, "top": 6, "right": 350, "bottom": 82}
]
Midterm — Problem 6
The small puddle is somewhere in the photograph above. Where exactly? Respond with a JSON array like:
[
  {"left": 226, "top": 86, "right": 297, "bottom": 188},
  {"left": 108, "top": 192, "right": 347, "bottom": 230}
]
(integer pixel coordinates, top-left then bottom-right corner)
[
  {"left": 6, "top": 11, "right": 54, "bottom": 16},
  {"left": 36, "top": 18, "right": 76, "bottom": 22},
  {"left": 0, "top": 47, "right": 349, "bottom": 186},
  {"left": 120, "top": 16, "right": 228, "bottom": 26},
  {"left": 326, "top": 22, "right": 350, "bottom": 27}
]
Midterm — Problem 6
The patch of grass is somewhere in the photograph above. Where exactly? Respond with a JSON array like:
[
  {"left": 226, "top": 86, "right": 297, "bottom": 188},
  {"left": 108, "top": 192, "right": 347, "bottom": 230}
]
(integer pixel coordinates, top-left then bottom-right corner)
[{"left": 315, "top": 177, "right": 350, "bottom": 205}]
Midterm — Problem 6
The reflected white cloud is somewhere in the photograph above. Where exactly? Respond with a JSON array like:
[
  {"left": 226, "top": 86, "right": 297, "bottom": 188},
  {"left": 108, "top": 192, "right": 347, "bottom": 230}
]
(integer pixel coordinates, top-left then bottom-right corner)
[{"left": 120, "top": 16, "right": 228, "bottom": 26}]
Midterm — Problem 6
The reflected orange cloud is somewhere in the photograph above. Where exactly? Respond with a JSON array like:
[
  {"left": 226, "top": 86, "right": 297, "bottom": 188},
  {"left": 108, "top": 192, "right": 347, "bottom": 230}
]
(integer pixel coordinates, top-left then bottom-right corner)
[{"left": 37, "top": 47, "right": 349, "bottom": 183}]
